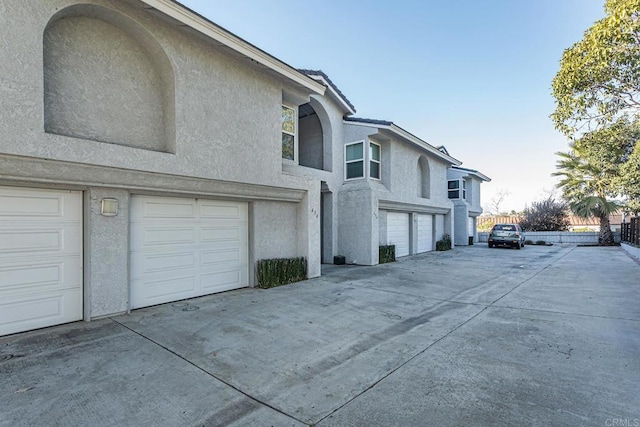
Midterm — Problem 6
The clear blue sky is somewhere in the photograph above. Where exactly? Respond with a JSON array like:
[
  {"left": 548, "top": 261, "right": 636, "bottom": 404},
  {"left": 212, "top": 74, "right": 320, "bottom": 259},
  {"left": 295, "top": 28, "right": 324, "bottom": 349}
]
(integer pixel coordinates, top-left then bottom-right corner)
[{"left": 180, "top": 0, "right": 605, "bottom": 213}]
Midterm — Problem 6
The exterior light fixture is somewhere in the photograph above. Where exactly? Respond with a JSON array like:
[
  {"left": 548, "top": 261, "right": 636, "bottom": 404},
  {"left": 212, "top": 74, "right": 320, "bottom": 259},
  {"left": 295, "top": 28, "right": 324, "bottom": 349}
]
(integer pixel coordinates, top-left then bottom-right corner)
[{"left": 101, "top": 198, "right": 119, "bottom": 216}]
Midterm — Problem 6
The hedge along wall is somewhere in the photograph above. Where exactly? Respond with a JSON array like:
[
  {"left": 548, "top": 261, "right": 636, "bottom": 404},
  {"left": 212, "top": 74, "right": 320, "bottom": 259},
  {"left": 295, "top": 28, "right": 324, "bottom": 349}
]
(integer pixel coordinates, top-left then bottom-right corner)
[{"left": 256, "top": 257, "right": 307, "bottom": 289}]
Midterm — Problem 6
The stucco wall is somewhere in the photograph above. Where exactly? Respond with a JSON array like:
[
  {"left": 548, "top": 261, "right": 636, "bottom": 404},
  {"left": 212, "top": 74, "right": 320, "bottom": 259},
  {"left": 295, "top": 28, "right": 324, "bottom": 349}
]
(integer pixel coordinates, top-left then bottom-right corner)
[
  {"left": 282, "top": 92, "right": 348, "bottom": 264},
  {"left": 338, "top": 183, "right": 377, "bottom": 265},
  {"left": 43, "top": 11, "right": 172, "bottom": 152},
  {"left": 0, "top": 0, "right": 314, "bottom": 189},
  {"left": 252, "top": 201, "right": 299, "bottom": 261},
  {"left": 435, "top": 214, "right": 445, "bottom": 241},
  {"left": 453, "top": 203, "right": 470, "bottom": 246},
  {"left": 86, "top": 187, "right": 130, "bottom": 318},
  {"left": 0, "top": 0, "right": 322, "bottom": 321},
  {"left": 299, "top": 114, "right": 324, "bottom": 170},
  {"left": 335, "top": 122, "right": 455, "bottom": 261},
  {"left": 342, "top": 124, "right": 452, "bottom": 211}
]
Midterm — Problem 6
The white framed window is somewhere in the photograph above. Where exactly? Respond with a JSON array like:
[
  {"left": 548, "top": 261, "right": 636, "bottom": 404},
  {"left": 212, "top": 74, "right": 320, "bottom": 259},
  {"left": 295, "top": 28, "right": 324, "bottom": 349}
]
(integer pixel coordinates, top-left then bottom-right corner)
[
  {"left": 447, "top": 179, "right": 460, "bottom": 199},
  {"left": 462, "top": 179, "right": 467, "bottom": 199},
  {"left": 282, "top": 105, "right": 296, "bottom": 160},
  {"left": 345, "top": 141, "right": 364, "bottom": 180},
  {"left": 369, "top": 141, "right": 381, "bottom": 180}
]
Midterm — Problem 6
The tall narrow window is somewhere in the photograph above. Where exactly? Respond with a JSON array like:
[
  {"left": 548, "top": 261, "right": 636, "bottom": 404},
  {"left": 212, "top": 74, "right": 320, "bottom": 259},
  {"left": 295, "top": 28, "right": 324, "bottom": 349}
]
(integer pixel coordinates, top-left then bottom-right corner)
[
  {"left": 282, "top": 105, "right": 296, "bottom": 160},
  {"left": 345, "top": 142, "right": 364, "bottom": 180},
  {"left": 369, "top": 141, "right": 381, "bottom": 179},
  {"left": 462, "top": 179, "right": 467, "bottom": 199},
  {"left": 448, "top": 180, "right": 460, "bottom": 199}
]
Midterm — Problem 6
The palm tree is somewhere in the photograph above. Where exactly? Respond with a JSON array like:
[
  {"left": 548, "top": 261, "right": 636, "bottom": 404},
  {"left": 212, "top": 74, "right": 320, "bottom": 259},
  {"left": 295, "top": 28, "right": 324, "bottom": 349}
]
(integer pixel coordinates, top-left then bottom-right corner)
[{"left": 553, "top": 146, "right": 619, "bottom": 245}]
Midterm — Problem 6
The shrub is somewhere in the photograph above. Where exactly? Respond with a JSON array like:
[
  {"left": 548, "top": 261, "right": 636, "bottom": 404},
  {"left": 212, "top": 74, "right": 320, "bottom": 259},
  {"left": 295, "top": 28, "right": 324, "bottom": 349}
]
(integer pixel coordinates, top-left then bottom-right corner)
[
  {"left": 256, "top": 257, "right": 307, "bottom": 289},
  {"left": 519, "top": 196, "right": 570, "bottom": 231},
  {"left": 379, "top": 245, "right": 396, "bottom": 264},
  {"left": 436, "top": 234, "right": 452, "bottom": 251},
  {"left": 535, "top": 240, "right": 547, "bottom": 246},
  {"left": 524, "top": 239, "right": 534, "bottom": 245}
]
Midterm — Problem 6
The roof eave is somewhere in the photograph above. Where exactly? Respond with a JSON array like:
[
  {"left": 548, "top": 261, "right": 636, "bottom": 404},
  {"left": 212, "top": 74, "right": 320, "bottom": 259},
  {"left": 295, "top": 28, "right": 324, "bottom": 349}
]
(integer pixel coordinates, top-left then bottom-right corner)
[
  {"left": 141, "top": 0, "right": 325, "bottom": 95},
  {"left": 452, "top": 166, "right": 491, "bottom": 182},
  {"left": 313, "top": 76, "right": 356, "bottom": 115},
  {"left": 343, "top": 120, "right": 462, "bottom": 165}
]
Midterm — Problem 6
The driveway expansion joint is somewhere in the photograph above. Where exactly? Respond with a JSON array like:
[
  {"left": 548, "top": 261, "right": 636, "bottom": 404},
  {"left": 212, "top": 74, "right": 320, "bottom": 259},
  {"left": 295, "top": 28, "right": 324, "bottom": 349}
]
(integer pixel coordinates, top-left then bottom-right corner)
[{"left": 108, "top": 317, "right": 309, "bottom": 426}]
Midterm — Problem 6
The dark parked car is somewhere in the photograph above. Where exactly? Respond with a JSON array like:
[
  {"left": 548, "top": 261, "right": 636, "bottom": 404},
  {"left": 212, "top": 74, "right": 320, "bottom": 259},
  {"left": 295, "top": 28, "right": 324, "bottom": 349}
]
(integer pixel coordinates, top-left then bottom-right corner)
[{"left": 488, "top": 223, "right": 525, "bottom": 249}]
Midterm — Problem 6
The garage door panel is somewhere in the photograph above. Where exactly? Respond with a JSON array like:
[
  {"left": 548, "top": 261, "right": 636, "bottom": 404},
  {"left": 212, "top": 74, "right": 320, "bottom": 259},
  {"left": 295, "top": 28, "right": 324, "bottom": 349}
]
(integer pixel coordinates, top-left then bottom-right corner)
[
  {"left": 131, "top": 276, "right": 198, "bottom": 304},
  {"left": 0, "top": 291, "right": 82, "bottom": 332},
  {"left": 135, "top": 198, "right": 196, "bottom": 219},
  {"left": 201, "top": 248, "right": 241, "bottom": 266},
  {"left": 200, "top": 202, "right": 245, "bottom": 219},
  {"left": 143, "top": 226, "right": 197, "bottom": 246},
  {"left": 130, "top": 251, "right": 197, "bottom": 278},
  {"left": 0, "top": 229, "right": 62, "bottom": 254},
  {"left": 386, "top": 212, "right": 410, "bottom": 257},
  {"left": 0, "top": 258, "right": 81, "bottom": 293},
  {"left": 417, "top": 214, "right": 433, "bottom": 253},
  {"left": 201, "top": 226, "right": 242, "bottom": 242},
  {"left": 0, "top": 226, "right": 82, "bottom": 257},
  {"left": 200, "top": 270, "right": 242, "bottom": 292},
  {"left": 0, "top": 188, "right": 82, "bottom": 220},
  {"left": 130, "top": 196, "right": 248, "bottom": 309},
  {"left": 0, "top": 186, "right": 82, "bottom": 336}
]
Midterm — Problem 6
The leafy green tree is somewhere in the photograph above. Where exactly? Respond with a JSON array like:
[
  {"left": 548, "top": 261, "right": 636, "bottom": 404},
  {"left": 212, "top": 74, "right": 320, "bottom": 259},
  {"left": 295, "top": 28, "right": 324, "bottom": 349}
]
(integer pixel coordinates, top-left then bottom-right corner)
[
  {"left": 554, "top": 138, "right": 620, "bottom": 244},
  {"left": 551, "top": 0, "right": 640, "bottom": 227},
  {"left": 519, "top": 197, "right": 570, "bottom": 232},
  {"left": 551, "top": 0, "right": 640, "bottom": 136},
  {"left": 619, "top": 142, "right": 640, "bottom": 212}
]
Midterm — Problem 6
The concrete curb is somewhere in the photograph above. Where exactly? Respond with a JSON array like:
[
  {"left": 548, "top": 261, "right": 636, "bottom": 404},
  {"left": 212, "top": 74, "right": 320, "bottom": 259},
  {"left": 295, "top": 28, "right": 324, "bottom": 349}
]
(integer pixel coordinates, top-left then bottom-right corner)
[{"left": 621, "top": 242, "right": 640, "bottom": 264}]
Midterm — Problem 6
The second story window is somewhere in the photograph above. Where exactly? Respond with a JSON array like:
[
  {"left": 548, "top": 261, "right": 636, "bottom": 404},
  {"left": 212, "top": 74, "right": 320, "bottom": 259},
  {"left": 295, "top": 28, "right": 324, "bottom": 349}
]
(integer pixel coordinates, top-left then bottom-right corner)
[
  {"left": 448, "top": 180, "right": 460, "bottom": 199},
  {"left": 345, "top": 141, "right": 364, "bottom": 180},
  {"left": 282, "top": 105, "right": 296, "bottom": 160},
  {"left": 448, "top": 179, "right": 467, "bottom": 200},
  {"left": 369, "top": 141, "right": 381, "bottom": 179}
]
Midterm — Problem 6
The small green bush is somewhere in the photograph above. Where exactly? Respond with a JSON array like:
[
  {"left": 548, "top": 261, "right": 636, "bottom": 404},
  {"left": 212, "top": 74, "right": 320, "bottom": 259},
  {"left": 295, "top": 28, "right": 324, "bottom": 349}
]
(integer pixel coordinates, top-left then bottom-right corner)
[
  {"left": 436, "top": 234, "right": 452, "bottom": 251},
  {"left": 535, "top": 240, "right": 547, "bottom": 246},
  {"left": 524, "top": 240, "right": 534, "bottom": 245},
  {"left": 379, "top": 245, "right": 396, "bottom": 264},
  {"left": 256, "top": 257, "right": 307, "bottom": 289}
]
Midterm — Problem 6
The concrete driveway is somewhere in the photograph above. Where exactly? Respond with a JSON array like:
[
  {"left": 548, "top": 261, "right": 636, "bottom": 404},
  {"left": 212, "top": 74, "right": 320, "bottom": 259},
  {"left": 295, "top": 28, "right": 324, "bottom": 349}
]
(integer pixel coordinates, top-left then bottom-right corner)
[{"left": 2, "top": 245, "right": 639, "bottom": 426}]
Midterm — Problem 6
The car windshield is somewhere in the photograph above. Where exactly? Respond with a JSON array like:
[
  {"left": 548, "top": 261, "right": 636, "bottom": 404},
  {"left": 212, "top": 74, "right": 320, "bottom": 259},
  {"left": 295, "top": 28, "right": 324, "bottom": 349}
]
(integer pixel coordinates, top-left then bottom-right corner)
[{"left": 494, "top": 225, "right": 516, "bottom": 231}]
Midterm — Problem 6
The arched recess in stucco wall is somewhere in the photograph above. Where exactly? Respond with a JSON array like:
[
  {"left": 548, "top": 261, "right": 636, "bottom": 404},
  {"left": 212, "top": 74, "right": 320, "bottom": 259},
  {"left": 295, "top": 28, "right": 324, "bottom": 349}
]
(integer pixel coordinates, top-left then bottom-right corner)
[
  {"left": 298, "top": 96, "right": 334, "bottom": 172},
  {"left": 43, "top": 4, "right": 175, "bottom": 152},
  {"left": 417, "top": 155, "right": 431, "bottom": 198}
]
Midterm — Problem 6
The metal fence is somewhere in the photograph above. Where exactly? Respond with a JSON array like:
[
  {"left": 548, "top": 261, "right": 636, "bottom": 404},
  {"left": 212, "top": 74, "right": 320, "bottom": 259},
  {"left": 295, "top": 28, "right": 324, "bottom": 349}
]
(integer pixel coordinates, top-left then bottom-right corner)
[{"left": 621, "top": 217, "right": 639, "bottom": 246}]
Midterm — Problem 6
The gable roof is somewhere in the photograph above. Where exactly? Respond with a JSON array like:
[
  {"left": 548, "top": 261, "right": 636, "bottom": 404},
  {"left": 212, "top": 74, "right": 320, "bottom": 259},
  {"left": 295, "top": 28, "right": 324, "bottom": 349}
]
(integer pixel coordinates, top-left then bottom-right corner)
[
  {"left": 344, "top": 117, "right": 462, "bottom": 166},
  {"left": 298, "top": 69, "right": 356, "bottom": 115},
  {"left": 451, "top": 165, "right": 491, "bottom": 182},
  {"left": 141, "top": 1, "right": 325, "bottom": 95},
  {"left": 437, "top": 145, "right": 449, "bottom": 155}
]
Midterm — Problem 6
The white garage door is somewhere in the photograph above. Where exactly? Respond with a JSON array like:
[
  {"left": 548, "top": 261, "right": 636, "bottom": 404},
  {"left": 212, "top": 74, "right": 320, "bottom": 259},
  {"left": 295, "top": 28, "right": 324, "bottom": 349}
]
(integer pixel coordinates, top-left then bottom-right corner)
[
  {"left": 417, "top": 214, "right": 433, "bottom": 253},
  {"left": 130, "top": 196, "right": 248, "bottom": 309},
  {"left": 386, "top": 212, "right": 410, "bottom": 257},
  {"left": 0, "top": 186, "right": 83, "bottom": 336}
]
